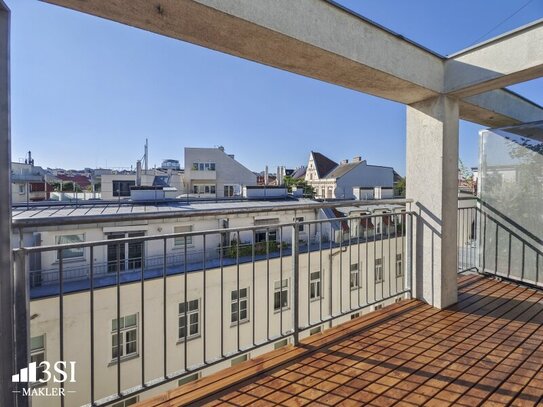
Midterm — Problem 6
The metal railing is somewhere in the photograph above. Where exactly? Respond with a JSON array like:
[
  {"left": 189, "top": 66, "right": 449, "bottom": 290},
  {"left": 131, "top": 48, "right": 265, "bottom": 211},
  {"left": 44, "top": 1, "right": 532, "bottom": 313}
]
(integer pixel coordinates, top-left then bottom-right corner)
[
  {"left": 12, "top": 209, "right": 413, "bottom": 407},
  {"left": 457, "top": 197, "right": 542, "bottom": 287}
]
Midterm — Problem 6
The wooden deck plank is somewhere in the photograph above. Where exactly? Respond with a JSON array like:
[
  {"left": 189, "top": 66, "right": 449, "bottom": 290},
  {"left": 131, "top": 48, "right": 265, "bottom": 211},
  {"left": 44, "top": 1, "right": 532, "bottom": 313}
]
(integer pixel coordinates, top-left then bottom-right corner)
[{"left": 136, "top": 275, "right": 543, "bottom": 406}]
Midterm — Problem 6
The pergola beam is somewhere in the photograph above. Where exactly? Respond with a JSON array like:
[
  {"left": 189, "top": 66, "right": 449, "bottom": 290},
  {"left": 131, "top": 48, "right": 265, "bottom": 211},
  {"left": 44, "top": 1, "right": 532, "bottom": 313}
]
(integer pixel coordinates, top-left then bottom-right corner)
[
  {"left": 446, "top": 19, "right": 543, "bottom": 98},
  {"left": 41, "top": 0, "right": 543, "bottom": 126}
]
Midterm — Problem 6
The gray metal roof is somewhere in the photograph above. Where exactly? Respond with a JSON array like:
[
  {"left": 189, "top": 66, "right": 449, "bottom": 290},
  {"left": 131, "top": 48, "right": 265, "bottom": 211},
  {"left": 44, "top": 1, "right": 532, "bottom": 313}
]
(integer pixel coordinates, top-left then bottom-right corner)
[{"left": 324, "top": 161, "right": 362, "bottom": 179}]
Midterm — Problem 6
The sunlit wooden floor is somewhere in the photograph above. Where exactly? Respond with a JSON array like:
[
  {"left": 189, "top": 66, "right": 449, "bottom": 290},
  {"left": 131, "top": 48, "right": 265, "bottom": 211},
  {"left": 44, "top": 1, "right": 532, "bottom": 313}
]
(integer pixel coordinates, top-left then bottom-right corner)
[{"left": 139, "top": 274, "right": 543, "bottom": 406}]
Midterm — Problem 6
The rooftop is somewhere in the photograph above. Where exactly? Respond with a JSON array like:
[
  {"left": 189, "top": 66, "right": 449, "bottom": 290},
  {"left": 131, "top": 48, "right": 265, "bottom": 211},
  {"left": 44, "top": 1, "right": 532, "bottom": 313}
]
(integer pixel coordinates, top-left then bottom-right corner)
[{"left": 140, "top": 273, "right": 543, "bottom": 407}]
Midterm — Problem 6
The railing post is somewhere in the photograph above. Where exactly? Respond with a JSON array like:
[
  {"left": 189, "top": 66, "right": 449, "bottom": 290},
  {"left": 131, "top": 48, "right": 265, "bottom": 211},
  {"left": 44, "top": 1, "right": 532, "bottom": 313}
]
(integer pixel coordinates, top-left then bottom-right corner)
[
  {"left": 405, "top": 211, "right": 413, "bottom": 299},
  {"left": 14, "top": 248, "right": 30, "bottom": 407},
  {"left": 292, "top": 223, "right": 300, "bottom": 345}
]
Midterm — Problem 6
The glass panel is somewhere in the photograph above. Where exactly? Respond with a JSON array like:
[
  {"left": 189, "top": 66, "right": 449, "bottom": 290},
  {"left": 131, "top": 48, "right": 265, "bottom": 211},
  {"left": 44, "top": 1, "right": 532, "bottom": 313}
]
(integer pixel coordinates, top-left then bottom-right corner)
[{"left": 30, "top": 335, "right": 44, "bottom": 351}]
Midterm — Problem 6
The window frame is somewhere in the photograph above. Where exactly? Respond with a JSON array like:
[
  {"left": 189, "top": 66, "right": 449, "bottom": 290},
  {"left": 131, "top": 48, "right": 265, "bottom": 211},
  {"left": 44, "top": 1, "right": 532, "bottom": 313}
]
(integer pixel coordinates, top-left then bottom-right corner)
[
  {"left": 350, "top": 263, "right": 360, "bottom": 290},
  {"left": 230, "top": 287, "right": 249, "bottom": 325},
  {"left": 310, "top": 270, "right": 322, "bottom": 301},
  {"left": 273, "top": 279, "right": 289, "bottom": 312},
  {"left": 396, "top": 254, "right": 403, "bottom": 277},
  {"left": 178, "top": 299, "right": 200, "bottom": 342},
  {"left": 174, "top": 225, "right": 193, "bottom": 247},
  {"left": 375, "top": 258, "right": 384, "bottom": 283},
  {"left": 111, "top": 314, "right": 139, "bottom": 362},
  {"left": 55, "top": 234, "right": 85, "bottom": 260},
  {"left": 112, "top": 180, "right": 135, "bottom": 197}
]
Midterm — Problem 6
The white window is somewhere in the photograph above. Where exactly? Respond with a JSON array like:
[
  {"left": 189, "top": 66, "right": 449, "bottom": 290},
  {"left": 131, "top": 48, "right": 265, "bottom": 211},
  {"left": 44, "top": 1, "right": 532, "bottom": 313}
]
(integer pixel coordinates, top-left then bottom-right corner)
[
  {"left": 174, "top": 225, "right": 193, "bottom": 247},
  {"left": 396, "top": 254, "right": 403, "bottom": 277},
  {"left": 18, "top": 184, "right": 25, "bottom": 194},
  {"left": 350, "top": 263, "right": 359, "bottom": 289},
  {"left": 55, "top": 234, "right": 85, "bottom": 260},
  {"left": 192, "top": 162, "right": 215, "bottom": 171},
  {"left": 224, "top": 185, "right": 237, "bottom": 197},
  {"left": 112, "top": 396, "right": 139, "bottom": 407},
  {"left": 274, "top": 279, "right": 289, "bottom": 311},
  {"left": 375, "top": 258, "right": 384, "bottom": 283},
  {"left": 178, "top": 299, "right": 200, "bottom": 341},
  {"left": 231, "top": 288, "right": 249, "bottom": 324},
  {"left": 310, "top": 271, "right": 321, "bottom": 300},
  {"left": 111, "top": 314, "right": 138, "bottom": 360},
  {"left": 193, "top": 184, "right": 216, "bottom": 194},
  {"left": 30, "top": 335, "right": 46, "bottom": 384}
]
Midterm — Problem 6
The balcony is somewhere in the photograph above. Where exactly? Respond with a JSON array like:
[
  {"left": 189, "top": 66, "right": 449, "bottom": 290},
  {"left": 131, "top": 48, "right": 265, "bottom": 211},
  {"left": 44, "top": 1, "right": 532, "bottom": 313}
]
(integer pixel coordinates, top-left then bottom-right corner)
[{"left": 139, "top": 273, "right": 543, "bottom": 407}]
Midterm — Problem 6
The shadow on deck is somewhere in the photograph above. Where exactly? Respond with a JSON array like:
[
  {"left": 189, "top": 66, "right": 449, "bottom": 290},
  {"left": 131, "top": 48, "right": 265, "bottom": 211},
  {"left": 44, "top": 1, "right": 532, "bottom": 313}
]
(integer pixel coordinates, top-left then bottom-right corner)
[{"left": 138, "top": 274, "right": 543, "bottom": 406}]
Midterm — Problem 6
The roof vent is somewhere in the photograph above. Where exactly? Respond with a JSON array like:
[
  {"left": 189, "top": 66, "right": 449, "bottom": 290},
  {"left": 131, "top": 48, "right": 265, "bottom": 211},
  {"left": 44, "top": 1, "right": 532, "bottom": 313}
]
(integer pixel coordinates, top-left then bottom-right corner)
[
  {"left": 218, "top": 146, "right": 225, "bottom": 152},
  {"left": 352, "top": 156, "right": 362, "bottom": 162},
  {"left": 340, "top": 159, "right": 348, "bottom": 165}
]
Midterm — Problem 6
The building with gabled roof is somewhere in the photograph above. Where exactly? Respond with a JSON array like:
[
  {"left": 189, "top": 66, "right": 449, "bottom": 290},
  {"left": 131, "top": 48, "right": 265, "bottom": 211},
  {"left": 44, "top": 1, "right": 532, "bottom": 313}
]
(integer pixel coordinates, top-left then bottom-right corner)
[{"left": 305, "top": 152, "right": 394, "bottom": 199}]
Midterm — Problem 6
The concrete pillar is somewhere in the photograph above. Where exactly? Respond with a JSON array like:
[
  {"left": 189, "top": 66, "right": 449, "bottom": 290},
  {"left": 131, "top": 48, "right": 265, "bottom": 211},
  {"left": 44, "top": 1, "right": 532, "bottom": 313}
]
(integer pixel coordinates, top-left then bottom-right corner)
[
  {"left": 406, "top": 95, "right": 459, "bottom": 309},
  {"left": 0, "top": 1, "right": 15, "bottom": 406}
]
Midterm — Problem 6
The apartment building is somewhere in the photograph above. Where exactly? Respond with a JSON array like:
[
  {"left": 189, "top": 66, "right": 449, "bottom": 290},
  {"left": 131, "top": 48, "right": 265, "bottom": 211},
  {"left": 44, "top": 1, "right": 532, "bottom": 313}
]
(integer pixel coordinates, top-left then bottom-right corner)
[
  {"left": 11, "top": 153, "right": 57, "bottom": 204},
  {"left": 184, "top": 146, "right": 257, "bottom": 198},
  {"left": 12, "top": 198, "right": 407, "bottom": 407},
  {"left": 305, "top": 151, "right": 394, "bottom": 199}
]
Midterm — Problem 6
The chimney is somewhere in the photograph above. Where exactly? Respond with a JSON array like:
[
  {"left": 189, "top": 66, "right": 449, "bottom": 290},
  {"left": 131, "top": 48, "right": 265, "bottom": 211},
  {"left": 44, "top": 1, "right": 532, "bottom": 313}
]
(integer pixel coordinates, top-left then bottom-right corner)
[
  {"left": 352, "top": 156, "right": 362, "bottom": 162},
  {"left": 340, "top": 159, "right": 349, "bottom": 165},
  {"left": 277, "top": 166, "right": 282, "bottom": 185},
  {"left": 136, "top": 160, "right": 142, "bottom": 186},
  {"left": 264, "top": 165, "right": 269, "bottom": 185},
  {"left": 218, "top": 146, "right": 225, "bottom": 152}
]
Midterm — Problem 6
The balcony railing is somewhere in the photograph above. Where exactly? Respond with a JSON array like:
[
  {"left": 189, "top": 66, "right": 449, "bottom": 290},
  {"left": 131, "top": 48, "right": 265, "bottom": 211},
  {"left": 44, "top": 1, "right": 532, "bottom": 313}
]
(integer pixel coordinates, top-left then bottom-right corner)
[
  {"left": 12, "top": 207, "right": 413, "bottom": 407},
  {"left": 457, "top": 197, "right": 542, "bottom": 287}
]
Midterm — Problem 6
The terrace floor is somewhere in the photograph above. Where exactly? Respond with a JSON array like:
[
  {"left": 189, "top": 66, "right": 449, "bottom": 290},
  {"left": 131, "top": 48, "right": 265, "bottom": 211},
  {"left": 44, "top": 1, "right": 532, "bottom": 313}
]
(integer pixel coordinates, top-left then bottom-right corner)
[{"left": 139, "top": 274, "right": 543, "bottom": 407}]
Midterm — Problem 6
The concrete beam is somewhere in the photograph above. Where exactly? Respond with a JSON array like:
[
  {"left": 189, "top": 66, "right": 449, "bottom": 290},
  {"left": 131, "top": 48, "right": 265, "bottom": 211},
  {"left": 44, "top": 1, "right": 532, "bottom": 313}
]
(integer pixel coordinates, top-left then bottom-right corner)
[
  {"left": 406, "top": 96, "right": 459, "bottom": 309},
  {"left": 446, "top": 20, "right": 543, "bottom": 98},
  {"left": 42, "top": 0, "right": 543, "bottom": 127},
  {"left": 42, "top": 0, "right": 443, "bottom": 104},
  {"left": 460, "top": 89, "right": 543, "bottom": 127}
]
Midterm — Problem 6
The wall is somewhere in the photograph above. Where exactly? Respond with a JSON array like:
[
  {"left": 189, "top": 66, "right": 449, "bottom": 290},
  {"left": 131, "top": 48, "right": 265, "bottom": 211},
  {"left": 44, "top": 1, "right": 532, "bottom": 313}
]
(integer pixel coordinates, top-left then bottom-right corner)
[{"left": 184, "top": 148, "right": 257, "bottom": 198}]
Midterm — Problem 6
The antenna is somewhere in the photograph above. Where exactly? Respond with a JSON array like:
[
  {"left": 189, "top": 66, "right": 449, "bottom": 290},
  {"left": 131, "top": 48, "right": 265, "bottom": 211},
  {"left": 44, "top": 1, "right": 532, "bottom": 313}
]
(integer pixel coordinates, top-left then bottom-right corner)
[{"left": 144, "top": 139, "right": 149, "bottom": 172}]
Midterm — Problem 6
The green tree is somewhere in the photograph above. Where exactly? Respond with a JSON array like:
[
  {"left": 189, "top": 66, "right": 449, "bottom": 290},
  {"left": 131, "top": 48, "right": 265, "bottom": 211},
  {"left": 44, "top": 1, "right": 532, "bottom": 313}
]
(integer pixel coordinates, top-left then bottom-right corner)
[{"left": 283, "top": 175, "right": 315, "bottom": 198}]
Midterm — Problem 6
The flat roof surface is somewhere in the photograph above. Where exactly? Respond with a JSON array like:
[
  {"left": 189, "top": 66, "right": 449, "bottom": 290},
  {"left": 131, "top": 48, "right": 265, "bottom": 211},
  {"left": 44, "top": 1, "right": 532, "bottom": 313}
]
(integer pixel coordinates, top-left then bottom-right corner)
[{"left": 12, "top": 198, "right": 320, "bottom": 221}]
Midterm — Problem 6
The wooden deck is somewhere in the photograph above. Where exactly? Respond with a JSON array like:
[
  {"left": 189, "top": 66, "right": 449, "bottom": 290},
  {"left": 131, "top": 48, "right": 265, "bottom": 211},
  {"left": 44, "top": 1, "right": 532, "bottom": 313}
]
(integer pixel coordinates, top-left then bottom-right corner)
[{"left": 139, "top": 274, "right": 543, "bottom": 406}]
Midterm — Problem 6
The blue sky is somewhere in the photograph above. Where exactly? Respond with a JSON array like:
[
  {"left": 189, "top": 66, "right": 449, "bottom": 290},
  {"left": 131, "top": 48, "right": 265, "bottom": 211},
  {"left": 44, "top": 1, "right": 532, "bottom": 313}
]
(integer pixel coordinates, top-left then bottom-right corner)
[{"left": 8, "top": 0, "right": 543, "bottom": 175}]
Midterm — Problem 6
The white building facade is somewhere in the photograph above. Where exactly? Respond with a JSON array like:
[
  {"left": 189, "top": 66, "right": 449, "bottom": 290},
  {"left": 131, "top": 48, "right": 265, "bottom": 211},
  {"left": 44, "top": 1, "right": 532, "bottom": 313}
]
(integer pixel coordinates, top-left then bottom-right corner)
[{"left": 305, "top": 152, "right": 394, "bottom": 200}]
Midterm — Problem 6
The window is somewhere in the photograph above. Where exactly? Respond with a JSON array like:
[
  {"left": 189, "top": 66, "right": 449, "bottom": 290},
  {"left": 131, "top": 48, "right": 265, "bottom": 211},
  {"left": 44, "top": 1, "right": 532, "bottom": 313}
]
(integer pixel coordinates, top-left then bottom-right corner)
[
  {"left": 178, "top": 372, "right": 200, "bottom": 386},
  {"left": 396, "top": 254, "right": 403, "bottom": 277},
  {"left": 374, "top": 303, "right": 384, "bottom": 311},
  {"left": 112, "top": 396, "right": 139, "bottom": 407},
  {"left": 178, "top": 299, "right": 200, "bottom": 341},
  {"left": 224, "top": 185, "right": 238, "bottom": 197},
  {"left": 231, "top": 288, "right": 249, "bottom": 324},
  {"left": 310, "top": 271, "right": 321, "bottom": 300},
  {"left": 375, "top": 258, "right": 384, "bottom": 283},
  {"left": 174, "top": 225, "right": 193, "bottom": 247},
  {"left": 255, "top": 229, "right": 277, "bottom": 243},
  {"left": 192, "top": 162, "right": 215, "bottom": 171},
  {"left": 112, "top": 180, "right": 135, "bottom": 197},
  {"left": 309, "top": 326, "right": 322, "bottom": 336},
  {"left": 231, "top": 353, "right": 249, "bottom": 366},
  {"left": 18, "top": 184, "right": 25, "bottom": 194},
  {"left": 111, "top": 314, "right": 138, "bottom": 360},
  {"left": 350, "top": 263, "right": 359, "bottom": 289},
  {"left": 295, "top": 217, "right": 304, "bottom": 232},
  {"left": 193, "top": 184, "right": 216, "bottom": 194},
  {"left": 274, "top": 279, "right": 289, "bottom": 311},
  {"left": 55, "top": 234, "right": 84, "bottom": 260},
  {"left": 30, "top": 335, "right": 46, "bottom": 384},
  {"left": 351, "top": 312, "right": 360, "bottom": 320},
  {"left": 274, "top": 338, "right": 289, "bottom": 349}
]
